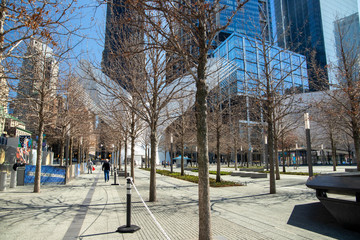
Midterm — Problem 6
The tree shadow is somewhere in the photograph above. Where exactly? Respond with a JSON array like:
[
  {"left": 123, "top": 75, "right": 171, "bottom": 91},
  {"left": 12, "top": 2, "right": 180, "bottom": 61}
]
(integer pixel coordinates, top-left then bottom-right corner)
[{"left": 287, "top": 202, "right": 360, "bottom": 240}]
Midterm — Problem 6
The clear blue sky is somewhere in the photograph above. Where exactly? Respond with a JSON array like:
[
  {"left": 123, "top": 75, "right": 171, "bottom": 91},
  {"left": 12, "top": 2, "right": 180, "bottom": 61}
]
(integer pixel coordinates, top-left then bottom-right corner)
[{"left": 72, "top": 0, "right": 107, "bottom": 64}]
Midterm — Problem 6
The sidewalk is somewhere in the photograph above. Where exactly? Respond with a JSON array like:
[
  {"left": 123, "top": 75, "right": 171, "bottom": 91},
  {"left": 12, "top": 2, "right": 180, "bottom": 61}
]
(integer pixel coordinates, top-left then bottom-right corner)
[{"left": 0, "top": 166, "right": 359, "bottom": 239}]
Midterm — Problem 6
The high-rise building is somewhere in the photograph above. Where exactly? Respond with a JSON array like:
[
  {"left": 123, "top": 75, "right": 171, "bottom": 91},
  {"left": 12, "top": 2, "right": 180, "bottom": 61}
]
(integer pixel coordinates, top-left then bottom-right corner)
[
  {"left": 274, "top": 0, "right": 359, "bottom": 91},
  {"left": 334, "top": 12, "right": 360, "bottom": 67},
  {"left": 14, "top": 39, "right": 59, "bottom": 134},
  {"left": 17, "top": 39, "right": 58, "bottom": 98},
  {"left": 102, "top": 0, "right": 143, "bottom": 89}
]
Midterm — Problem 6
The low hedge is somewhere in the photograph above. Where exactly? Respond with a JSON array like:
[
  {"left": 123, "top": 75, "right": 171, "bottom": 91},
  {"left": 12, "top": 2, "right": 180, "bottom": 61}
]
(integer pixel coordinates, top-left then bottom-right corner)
[{"left": 142, "top": 168, "right": 243, "bottom": 187}]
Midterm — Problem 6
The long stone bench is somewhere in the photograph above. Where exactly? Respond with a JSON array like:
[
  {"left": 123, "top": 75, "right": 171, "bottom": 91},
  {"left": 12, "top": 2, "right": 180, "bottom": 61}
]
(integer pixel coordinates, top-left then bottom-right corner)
[
  {"left": 231, "top": 171, "right": 267, "bottom": 178},
  {"left": 239, "top": 168, "right": 264, "bottom": 172},
  {"left": 306, "top": 173, "right": 360, "bottom": 230}
]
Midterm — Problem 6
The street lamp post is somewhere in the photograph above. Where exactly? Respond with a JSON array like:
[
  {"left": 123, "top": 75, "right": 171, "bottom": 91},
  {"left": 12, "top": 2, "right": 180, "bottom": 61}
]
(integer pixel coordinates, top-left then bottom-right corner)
[
  {"left": 265, "top": 136, "right": 268, "bottom": 171},
  {"left": 170, "top": 134, "right": 173, "bottom": 173},
  {"left": 240, "top": 146, "right": 243, "bottom": 167},
  {"left": 304, "top": 113, "right": 313, "bottom": 177},
  {"left": 195, "top": 146, "right": 198, "bottom": 167}
]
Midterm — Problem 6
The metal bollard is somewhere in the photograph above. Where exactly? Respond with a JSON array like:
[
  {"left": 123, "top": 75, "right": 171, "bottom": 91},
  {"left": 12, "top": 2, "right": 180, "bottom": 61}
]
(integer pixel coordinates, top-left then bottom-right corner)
[
  {"left": 116, "top": 177, "right": 140, "bottom": 233},
  {"left": 0, "top": 172, "right": 7, "bottom": 191},
  {"left": 10, "top": 170, "right": 16, "bottom": 188},
  {"left": 111, "top": 167, "right": 119, "bottom": 186}
]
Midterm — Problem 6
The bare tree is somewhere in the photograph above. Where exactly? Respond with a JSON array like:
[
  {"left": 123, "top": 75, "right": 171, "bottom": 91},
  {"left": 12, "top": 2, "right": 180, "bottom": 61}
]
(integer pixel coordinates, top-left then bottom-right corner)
[
  {"left": 329, "top": 18, "right": 360, "bottom": 171},
  {"left": 244, "top": 32, "right": 307, "bottom": 193},
  {"left": 125, "top": 2, "right": 250, "bottom": 238},
  {"left": 208, "top": 84, "right": 228, "bottom": 182}
]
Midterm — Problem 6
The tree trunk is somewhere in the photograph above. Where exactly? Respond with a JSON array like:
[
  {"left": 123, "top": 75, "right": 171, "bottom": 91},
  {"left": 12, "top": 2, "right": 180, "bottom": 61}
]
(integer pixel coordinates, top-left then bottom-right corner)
[
  {"left": 130, "top": 112, "right": 135, "bottom": 181},
  {"left": 282, "top": 145, "right": 286, "bottom": 173},
  {"left": 131, "top": 134, "right": 135, "bottom": 181},
  {"left": 59, "top": 137, "right": 65, "bottom": 166},
  {"left": 69, "top": 136, "right": 73, "bottom": 166},
  {"left": 124, "top": 136, "right": 128, "bottom": 178},
  {"left": 352, "top": 123, "right": 360, "bottom": 171},
  {"left": 181, "top": 135, "right": 184, "bottom": 176},
  {"left": 34, "top": 98, "right": 45, "bottom": 193},
  {"left": 149, "top": 128, "right": 157, "bottom": 202},
  {"left": 196, "top": 41, "right": 211, "bottom": 239},
  {"left": 118, "top": 140, "right": 122, "bottom": 171},
  {"left": 77, "top": 141, "right": 81, "bottom": 164},
  {"left": 330, "top": 132, "right": 337, "bottom": 171},
  {"left": 216, "top": 127, "right": 221, "bottom": 182},
  {"left": 234, "top": 137, "right": 238, "bottom": 171}
]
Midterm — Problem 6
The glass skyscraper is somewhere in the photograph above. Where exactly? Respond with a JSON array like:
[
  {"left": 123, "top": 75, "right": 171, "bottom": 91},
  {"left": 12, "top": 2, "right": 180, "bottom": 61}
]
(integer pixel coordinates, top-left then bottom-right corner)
[
  {"left": 213, "top": 32, "right": 308, "bottom": 96},
  {"left": 274, "top": 0, "right": 359, "bottom": 91},
  {"left": 216, "top": 0, "right": 272, "bottom": 44}
]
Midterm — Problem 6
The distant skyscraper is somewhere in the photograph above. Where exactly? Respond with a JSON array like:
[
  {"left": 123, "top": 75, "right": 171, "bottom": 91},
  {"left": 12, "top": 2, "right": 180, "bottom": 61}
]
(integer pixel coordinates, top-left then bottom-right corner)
[
  {"left": 274, "top": 0, "right": 359, "bottom": 91},
  {"left": 14, "top": 39, "right": 58, "bottom": 133},
  {"left": 102, "top": 0, "right": 143, "bottom": 89}
]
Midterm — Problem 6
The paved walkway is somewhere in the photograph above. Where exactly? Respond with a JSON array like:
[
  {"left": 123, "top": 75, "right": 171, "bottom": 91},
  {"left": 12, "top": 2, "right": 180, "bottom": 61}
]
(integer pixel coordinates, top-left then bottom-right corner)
[{"left": 0, "top": 166, "right": 359, "bottom": 239}]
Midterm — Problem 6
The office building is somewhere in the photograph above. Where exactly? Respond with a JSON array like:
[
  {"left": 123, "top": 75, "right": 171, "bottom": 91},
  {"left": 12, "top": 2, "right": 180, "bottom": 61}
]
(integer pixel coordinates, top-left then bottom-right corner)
[
  {"left": 212, "top": 32, "right": 308, "bottom": 162},
  {"left": 334, "top": 12, "right": 360, "bottom": 80},
  {"left": 102, "top": 0, "right": 143, "bottom": 89},
  {"left": 274, "top": 0, "right": 359, "bottom": 91},
  {"left": 214, "top": 32, "right": 308, "bottom": 96},
  {"left": 14, "top": 39, "right": 59, "bottom": 134},
  {"left": 217, "top": 0, "right": 272, "bottom": 43}
]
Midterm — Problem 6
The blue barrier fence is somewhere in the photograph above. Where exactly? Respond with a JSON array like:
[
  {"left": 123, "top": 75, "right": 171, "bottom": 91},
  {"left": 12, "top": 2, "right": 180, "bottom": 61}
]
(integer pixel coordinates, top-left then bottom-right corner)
[{"left": 24, "top": 165, "right": 66, "bottom": 185}]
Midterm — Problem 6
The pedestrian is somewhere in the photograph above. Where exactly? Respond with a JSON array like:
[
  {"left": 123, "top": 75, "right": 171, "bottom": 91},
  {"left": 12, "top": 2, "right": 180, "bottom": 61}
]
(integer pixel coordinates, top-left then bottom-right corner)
[
  {"left": 87, "top": 160, "right": 94, "bottom": 174},
  {"left": 102, "top": 159, "right": 111, "bottom": 182},
  {"left": 12, "top": 159, "right": 25, "bottom": 171}
]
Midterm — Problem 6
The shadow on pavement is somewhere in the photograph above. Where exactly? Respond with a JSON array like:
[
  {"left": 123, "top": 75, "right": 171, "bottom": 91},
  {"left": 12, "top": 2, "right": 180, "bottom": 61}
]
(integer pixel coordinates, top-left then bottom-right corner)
[
  {"left": 78, "top": 231, "right": 118, "bottom": 239},
  {"left": 287, "top": 202, "right": 360, "bottom": 240}
]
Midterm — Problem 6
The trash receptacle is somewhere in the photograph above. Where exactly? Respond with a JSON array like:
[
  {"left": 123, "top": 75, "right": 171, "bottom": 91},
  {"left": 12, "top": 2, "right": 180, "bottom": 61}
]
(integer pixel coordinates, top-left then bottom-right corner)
[{"left": 17, "top": 167, "right": 25, "bottom": 186}]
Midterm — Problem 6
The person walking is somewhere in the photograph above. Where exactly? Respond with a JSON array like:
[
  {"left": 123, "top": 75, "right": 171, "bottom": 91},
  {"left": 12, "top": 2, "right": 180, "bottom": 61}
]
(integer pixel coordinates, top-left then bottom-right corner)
[
  {"left": 102, "top": 159, "right": 111, "bottom": 182},
  {"left": 87, "top": 160, "right": 94, "bottom": 174}
]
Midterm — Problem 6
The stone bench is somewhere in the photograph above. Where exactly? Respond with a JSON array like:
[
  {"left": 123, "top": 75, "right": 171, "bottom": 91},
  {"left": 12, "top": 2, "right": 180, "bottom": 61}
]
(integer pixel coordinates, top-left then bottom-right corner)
[
  {"left": 239, "top": 168, "right": 264, "bottom": 172},
  {"left": 231, "top": 171, "right": 267, "bottom": 178},
  {"left": 306, "top": 173, "right": 360, "bottom": 230}
]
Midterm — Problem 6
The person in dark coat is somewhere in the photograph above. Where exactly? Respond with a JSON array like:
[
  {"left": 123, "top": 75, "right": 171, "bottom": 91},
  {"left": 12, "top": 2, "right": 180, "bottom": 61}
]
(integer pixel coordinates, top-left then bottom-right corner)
[
  {"left": 12, "top": 159, "right": 25, "bottom": 171},
  {"left": 102, "top": 159, "right": 111, "bottom": 182}
]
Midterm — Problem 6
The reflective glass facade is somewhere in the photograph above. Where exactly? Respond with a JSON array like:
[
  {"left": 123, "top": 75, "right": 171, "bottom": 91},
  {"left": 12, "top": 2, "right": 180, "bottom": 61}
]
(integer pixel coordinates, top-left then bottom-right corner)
[
  {"left": 274, "top": 0, "right": 359, "bottom": 91},
  {"left": 218, "top": 0, "right": 272, "bottom": 40},
  {"left": 213, "top": 0, "right": 272, "bottom": 52},
  {"left": 213, "top": 32, "right": 309, "bottom": 95}
]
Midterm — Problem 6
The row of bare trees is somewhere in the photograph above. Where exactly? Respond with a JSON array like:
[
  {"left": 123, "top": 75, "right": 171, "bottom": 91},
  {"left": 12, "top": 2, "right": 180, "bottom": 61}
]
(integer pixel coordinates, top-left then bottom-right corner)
[{"left": 1, "top": 0, "right": 86, "bottom": 193}]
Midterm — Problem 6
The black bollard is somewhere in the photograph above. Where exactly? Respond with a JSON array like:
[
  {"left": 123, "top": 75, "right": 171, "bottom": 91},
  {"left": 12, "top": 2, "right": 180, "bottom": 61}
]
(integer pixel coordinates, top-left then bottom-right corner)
[
  {"left": 111, "top": 167, "right": 119, "bottom": 186},
  {"left": 116, "top": 178, "right": 140, "bottom": 233}
]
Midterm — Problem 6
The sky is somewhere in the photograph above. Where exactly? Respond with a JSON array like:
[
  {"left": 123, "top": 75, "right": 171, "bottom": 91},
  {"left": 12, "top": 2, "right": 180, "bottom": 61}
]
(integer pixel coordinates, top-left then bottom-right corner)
[{"left": 71, "top": 0, "right": 107, "bottom": 65}]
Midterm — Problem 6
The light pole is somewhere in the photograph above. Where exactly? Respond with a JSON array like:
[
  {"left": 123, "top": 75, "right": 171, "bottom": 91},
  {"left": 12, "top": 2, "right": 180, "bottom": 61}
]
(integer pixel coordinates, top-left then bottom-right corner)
[
  {"left": 304, "top": 113, "right": 313, "bottom": 177},
  {"left": 195, "top": 146, "right": 198, "bottom": 167},
  {"left": 265, "top": 135, "right": 268, "bottom": 171},
  {"left": 170, "top": 134, "right": 173, "bottom": 173},
  {"left": 240, "top": 146, "right": 243, "bottom": 167}
]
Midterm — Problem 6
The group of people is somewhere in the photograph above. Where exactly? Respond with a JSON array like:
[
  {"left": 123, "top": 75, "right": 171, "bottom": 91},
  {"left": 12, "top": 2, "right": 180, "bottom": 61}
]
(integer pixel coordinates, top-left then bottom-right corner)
[{"left": 87, "top": 159, "right": 111, "bottom": 182}]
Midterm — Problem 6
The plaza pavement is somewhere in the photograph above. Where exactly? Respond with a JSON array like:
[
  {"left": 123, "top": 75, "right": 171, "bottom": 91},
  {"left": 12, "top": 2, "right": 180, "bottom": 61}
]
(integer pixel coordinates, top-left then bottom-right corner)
[{"left": 0, "top": 165, "right": 359, "bottom": 240}]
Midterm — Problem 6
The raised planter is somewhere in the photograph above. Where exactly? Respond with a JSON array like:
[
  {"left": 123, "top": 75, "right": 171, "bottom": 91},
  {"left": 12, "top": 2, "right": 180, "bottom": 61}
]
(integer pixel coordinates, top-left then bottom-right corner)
[{"left": 306, "top": 173, "right": 360, "bottom": 230}]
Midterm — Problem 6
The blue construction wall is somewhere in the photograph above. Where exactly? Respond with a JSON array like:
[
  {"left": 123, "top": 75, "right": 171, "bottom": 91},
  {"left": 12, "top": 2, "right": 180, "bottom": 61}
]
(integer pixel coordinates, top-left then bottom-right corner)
[{"left": 24, "top": 165, "right": 66, "bottom": 185}]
